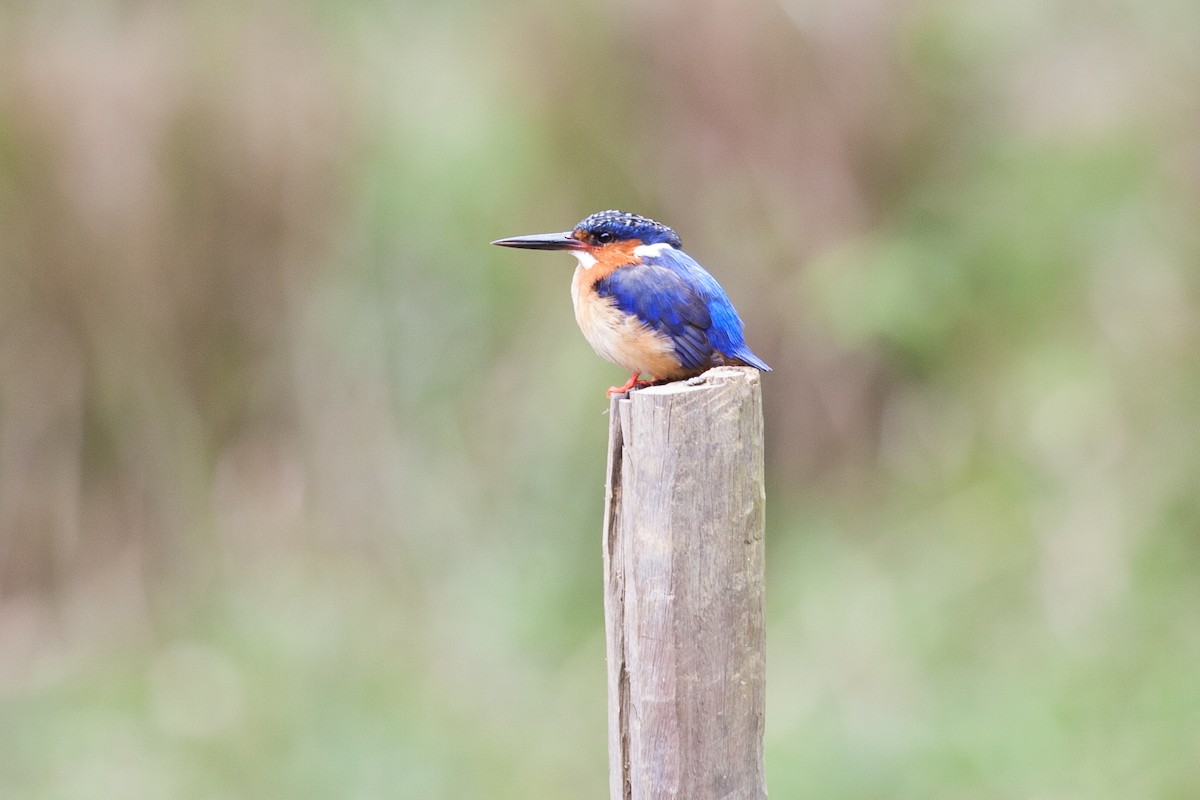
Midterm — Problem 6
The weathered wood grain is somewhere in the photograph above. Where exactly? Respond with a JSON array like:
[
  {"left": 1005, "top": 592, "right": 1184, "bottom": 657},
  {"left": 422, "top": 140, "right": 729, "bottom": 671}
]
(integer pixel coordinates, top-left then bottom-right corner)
[{"left": 604, "top": 366, "right": 767, "bottom": 800}]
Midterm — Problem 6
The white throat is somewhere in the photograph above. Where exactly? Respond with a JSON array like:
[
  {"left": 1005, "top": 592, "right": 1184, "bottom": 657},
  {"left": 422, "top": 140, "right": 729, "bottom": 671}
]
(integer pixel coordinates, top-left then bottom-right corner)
[{"left": 570, "top": 250, "right": 599, "bottom": 269}]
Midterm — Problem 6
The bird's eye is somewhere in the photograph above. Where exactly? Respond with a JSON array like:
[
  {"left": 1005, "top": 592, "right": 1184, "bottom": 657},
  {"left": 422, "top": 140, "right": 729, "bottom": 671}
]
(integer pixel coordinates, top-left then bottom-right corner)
[{"left": 595, "top": 231, "right": 614, "bottom": 244}]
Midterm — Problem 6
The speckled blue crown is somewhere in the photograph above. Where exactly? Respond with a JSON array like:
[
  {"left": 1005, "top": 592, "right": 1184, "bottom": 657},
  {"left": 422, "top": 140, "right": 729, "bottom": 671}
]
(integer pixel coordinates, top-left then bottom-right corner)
[{"left": 574, "top": 210, "right": 682, "bottom": 248}]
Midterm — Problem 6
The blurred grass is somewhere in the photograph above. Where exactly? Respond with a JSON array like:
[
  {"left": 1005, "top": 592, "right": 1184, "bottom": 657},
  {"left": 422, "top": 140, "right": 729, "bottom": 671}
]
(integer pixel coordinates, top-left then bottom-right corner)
[{"left": 1, "top": 0, "right": 1199, "bottom": 797}]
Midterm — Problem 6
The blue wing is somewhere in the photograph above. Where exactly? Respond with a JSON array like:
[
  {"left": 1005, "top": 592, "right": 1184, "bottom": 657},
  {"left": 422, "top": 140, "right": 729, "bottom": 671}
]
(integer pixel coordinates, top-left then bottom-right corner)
[
  {"left": 594, "top": 247, "right": 771, "bottom": 372},
  {"left": 594, "top": 261, "right": 714, "bottom": 370}
]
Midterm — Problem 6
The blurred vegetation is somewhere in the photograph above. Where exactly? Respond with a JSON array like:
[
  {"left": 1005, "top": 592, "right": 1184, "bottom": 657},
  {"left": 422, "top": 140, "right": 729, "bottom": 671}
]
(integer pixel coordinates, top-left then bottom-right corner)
[{"left": 1, "top": 0, "right": 1198, "bottom": 797}]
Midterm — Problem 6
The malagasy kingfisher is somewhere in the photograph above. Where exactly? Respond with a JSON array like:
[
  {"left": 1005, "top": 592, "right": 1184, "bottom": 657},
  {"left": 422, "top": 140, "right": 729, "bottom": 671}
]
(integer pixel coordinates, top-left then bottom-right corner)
[{"left": 493, "top": 210, "right": 771, "bottom": 396}]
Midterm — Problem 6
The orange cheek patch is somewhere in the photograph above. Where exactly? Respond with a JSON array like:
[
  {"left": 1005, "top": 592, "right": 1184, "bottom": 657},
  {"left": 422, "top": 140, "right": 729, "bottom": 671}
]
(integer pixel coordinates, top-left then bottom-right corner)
[
  {"left": 574, "top": 239, "right": 645, "bottom": 292},
  {"left": 593, "top": 239, "right": 642, "bottom": 271}
]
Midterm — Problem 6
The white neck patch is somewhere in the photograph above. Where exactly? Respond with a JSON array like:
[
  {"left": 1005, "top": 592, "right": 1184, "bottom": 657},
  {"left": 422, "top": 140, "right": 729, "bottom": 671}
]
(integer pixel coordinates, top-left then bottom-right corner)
[
  {"left": 633, "top": 242, "right": 673, "bottom": 258},
  {"left": 571, "top": 250, "right": 599, "bottom": 269}
]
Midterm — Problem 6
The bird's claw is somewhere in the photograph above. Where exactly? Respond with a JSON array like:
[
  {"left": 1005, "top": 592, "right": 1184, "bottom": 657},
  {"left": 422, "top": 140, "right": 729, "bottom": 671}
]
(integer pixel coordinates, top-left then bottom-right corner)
[{"left": 607, "top": 373, "right": 653, "bottom": 397}]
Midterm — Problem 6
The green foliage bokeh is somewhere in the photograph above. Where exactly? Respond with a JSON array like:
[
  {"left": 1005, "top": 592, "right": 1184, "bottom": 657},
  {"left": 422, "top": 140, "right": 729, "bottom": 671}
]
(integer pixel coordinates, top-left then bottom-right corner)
[{"left": 0, "top": 0, "right": 1197, "bottom": 797}]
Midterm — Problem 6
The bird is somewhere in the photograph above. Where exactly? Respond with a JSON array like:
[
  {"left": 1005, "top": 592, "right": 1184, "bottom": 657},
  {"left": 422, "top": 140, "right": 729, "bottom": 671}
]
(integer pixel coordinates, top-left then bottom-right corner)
[{"left": 493, "top": 210, "right": 771, "bottom": 396}]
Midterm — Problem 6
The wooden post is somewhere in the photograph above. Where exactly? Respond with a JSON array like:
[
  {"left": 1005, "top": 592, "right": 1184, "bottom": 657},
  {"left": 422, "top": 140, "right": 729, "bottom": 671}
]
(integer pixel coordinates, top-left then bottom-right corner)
[{"left": 603, "top": 366, "right": 767, "bottom": 800}]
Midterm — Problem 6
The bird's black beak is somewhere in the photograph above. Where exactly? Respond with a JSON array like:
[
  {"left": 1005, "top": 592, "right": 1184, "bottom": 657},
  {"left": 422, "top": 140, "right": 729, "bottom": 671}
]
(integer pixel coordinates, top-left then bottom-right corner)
[{"left": 491, "top": 231, "right": 584, "bottom": 251}]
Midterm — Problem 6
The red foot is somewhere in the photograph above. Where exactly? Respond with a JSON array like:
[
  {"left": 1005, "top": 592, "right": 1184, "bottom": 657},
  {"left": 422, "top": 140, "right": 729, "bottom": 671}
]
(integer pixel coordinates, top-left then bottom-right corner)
[{"left": 606, "top": 372, "right": 652, "bottom": 397}]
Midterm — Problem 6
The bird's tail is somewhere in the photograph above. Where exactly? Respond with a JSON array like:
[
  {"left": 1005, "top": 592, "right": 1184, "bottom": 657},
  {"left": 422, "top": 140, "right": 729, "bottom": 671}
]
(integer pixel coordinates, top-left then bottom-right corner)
[{"left": 725, "top": 347, "right": 772, "bottom": 372}]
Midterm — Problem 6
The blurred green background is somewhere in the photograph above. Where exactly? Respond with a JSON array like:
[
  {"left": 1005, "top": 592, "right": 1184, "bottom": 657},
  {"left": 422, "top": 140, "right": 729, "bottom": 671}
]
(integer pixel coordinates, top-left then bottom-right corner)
[{"left": 1, "top": 0, "right": 1198, "bottom": 797}]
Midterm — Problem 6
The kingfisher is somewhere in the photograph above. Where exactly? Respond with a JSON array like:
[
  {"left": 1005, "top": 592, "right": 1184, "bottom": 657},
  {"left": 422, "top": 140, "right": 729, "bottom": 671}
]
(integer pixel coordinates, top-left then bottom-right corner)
[{"left": 493, "top": 210, "right": 771, "bottom": 396}]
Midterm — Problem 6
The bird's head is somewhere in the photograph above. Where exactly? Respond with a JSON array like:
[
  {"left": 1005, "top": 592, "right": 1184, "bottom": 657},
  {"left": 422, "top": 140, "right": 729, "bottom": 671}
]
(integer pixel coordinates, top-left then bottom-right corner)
[{"left": 492, "top": 210, "right": 681, "bottom": 267}]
